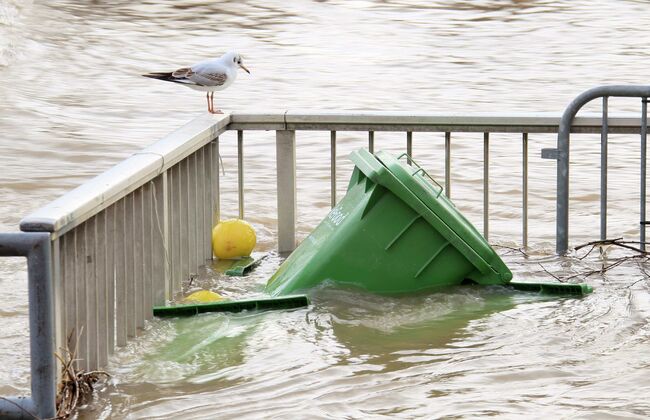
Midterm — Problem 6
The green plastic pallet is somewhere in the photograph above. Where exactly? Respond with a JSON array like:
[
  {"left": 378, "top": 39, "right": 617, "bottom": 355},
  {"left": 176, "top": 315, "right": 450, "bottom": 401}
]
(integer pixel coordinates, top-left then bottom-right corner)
[
  {"left": 508, "top": 281, "right": 593, "bottom": 296},
  {"left": 153, "top": 295, "right": 310, "bottom": 318}
]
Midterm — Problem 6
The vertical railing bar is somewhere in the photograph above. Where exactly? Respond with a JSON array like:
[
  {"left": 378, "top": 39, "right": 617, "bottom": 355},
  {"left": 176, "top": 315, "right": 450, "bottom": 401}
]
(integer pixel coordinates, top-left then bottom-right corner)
[
  {"left": 86, "top": 218, "right": 98, "bottom": 371},
  {"left": 203, "top": 145, "right": 213, "bottom": 261},
  {"left": 106, "top": 204, "right": 115, "bottom": 354},
  {"left": 162, "top": 171, "right": 171, "bottom": 302},
  {"left": 51, "top": 237, "right": 63, "bottom": 382},
  {"left": 641, "top": 97, "right": 648, "bottom": 251},
  {"left": 276, "top": 130, "right": 297, "bottom": 253},
  {"left": 172, "top": 164, "right": 182, "bottom": 296},
  {"left": 406, "top": 131, "right": 413, "bottom": 164},
  {"left": 63, "top": 233, "right": 77, "bottom": 363},
  {"left": 368, "top": 131, "right": 374, "bottom": 154},
  {"left": 188, "top": 153, "right": 201, "bottom": 274},
  {"left": 331, "top": 130, "right": 337, "bottom": 208},
  {"left": 445, "top": 132, "right": 451, "bottom": 198},
  {"left": 483, "top": 132, "right": 489, "bottom": 240},
  {"left": 601, "top": 96, "right": 609, "bottom": 241},
  {"left": 133, "top": 189, "right": 145, "bottom": 331},
  {"left": 197, "top": 147, "right": 206, "bottom": 264},
  {"left": 143, "top": 183, "right": 153, "bottom": 321},
  {"left": 238, "top": 130, "right": 244, "bottom": 219},
  {"left": 95, "top": 211, "right": 108, "bottom": 368},
  {"left": 196, "top": 152, "right": 203, "bottom": 269},
  {"left": 74, "top": 223, "right": 87, "bottom": 371},
  {"left": 214, "top": 137, "right": 221, "bottom": 227},
  {"left": 168, "top": 166, "right": 176, "bottom": 298},
  {"left": 152, "top": 172, "right": 168, "bottom": 305},
  {"left": 115, "top": 198, "right": 127, "bottom": 346},
  {"left": 125, "top": 193, "right": 136, "bottom": 338},
  {"left": 522, "top": 133, "right": 529, "bottom": 248},
  {"left": 188, "top": 153, "right": 198, "bottom": 275},
  {"left": 181, "top": 158, "right": 190, "bottom": 283},
  {"left": 187, "top": 156, "right": 194, "bottom": 277}
]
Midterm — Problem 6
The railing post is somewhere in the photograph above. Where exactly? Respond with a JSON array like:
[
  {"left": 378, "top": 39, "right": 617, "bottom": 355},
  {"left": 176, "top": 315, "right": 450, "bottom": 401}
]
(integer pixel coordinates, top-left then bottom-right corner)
[
  {"left": 641, "top": 97, "right": 648, "bottom": 250},
  {"left": 238, "top": 130, "right": 245, "bottom": 219},
  {"left": 26, "top": 233, "right": 55, "bottom": 419},
  {"left": 522, "top": 133, "right": 528, "bottom": 247},
  {"left": 0, "top": 232, "right": 56, "bottom": 419},
  {"left": 483, "top": 132, "right": 489, "bottom": 240},
  {"left": 330, "top": 131, "right": 337, "bottom": 208},
  {"left": 406, "top": 131, "right": 413, "bottom": 164},
  {"left": 276, "top": 130, "right": 297, "bottom": 253},
  {"left": 152, "top": 172, "right": 168, "bottom": 305},
  {"left": 601, "top": 96, "right": 609, "bottom": 241},
  {"left": 445, "top": 132, "right": 451, "bottom": 198}
]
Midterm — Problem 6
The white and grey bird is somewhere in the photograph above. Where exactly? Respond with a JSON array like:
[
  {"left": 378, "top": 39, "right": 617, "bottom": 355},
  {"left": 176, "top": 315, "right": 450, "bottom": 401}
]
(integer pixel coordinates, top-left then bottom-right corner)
[{"left": 143, "top": 51, "right": 250, "bottom": 114}]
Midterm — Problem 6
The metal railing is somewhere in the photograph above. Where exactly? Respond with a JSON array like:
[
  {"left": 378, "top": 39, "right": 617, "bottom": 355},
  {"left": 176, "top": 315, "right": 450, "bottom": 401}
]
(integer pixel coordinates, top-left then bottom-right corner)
[
  {"left": 0, "top": 233, "right": 54, "bottom": 419},
  {"left": 552, "top": 85, "right": 650, "bottom": 254},
  {"left": 2, "top": 86, "right": 650, "bottom": 418}
]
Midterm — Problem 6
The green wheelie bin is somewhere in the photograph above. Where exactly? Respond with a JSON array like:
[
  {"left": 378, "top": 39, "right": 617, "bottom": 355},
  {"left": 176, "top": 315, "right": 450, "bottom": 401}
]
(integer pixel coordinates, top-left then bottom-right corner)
[{"left": 266, "top": 148, "right": 513, "bottom": 297}]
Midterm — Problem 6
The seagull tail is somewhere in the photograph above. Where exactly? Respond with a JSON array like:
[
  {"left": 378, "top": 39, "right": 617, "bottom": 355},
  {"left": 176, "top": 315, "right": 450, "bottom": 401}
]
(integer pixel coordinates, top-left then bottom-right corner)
[{"left": 142, "top": 72, "right": 177, "bottom": 82}]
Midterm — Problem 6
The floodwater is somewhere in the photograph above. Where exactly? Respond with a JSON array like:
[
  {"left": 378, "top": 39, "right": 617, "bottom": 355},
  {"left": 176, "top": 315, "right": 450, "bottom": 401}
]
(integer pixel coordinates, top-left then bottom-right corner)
[{"left": 2, "top": 0, "right": 650, "bottom": 418}]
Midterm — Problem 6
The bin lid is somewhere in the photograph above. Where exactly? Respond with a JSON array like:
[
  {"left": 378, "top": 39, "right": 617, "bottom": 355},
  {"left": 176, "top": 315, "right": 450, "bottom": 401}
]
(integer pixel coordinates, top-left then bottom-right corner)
[{"left": 352, "top": 149, "right": 511, "bottom": 283}]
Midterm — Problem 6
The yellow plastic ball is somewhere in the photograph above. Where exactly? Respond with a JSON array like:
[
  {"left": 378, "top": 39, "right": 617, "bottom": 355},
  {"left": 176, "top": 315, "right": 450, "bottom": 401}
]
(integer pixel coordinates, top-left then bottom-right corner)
[
  {"left": 212, "top": 219, "right": 256, "bottom": 259},
  {"left": 183, "top": 290, "right": 224, "bottom": 303}
]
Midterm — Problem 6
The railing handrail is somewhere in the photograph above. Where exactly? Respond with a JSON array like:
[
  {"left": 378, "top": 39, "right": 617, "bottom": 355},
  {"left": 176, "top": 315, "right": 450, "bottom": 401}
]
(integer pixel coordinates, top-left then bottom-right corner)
[
  {"left": 20, "top": 114, "right": 230, "bottom": 237},
  {"left": 555, "top": 85, "right": 650, "bottom": 254},
  {"left": 229, "top": 111, "right": 649, "bottom": 133}
]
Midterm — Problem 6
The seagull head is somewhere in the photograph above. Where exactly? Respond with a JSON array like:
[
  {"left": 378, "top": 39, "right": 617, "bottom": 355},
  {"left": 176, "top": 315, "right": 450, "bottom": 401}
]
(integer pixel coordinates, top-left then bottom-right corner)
[{"left": 223, "top": 51, "right": 250, "bottom": 74}]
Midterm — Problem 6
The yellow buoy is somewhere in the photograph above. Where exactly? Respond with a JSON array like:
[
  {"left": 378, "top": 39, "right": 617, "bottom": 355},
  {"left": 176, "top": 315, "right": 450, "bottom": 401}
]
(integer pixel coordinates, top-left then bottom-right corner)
[
  {"left": 212, "top": 219, "right": 257, "bottom": 259},
  {"left": 183, "top": 290, "right": 224, "bottom": 303}
]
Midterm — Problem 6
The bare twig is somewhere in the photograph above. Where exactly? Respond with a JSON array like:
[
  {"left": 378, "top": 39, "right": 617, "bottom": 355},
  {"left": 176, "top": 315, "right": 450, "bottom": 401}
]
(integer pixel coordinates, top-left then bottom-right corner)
[
  {"left": 562, "top": 256, "right": 633, "bottom": 281},
  {"left": 537, "top": 263, "right": 565, "bottom": 282},
  {"left": 574, "top": 237, "right": 648, "bottom": 255},
  {"left": 574, "top": 237, "right": 623, "bottom": 251},
  {"left": 533, "top": 236, "right": 650, "bottom": 287},
  {"left": 492, "top": 244, "right": 530, "bottom": 258},
  {"left": 577, "top": 242, "right": 599, "bottom": 260},
  {"left": 621, "top": 277, "right": 647, "bottom": 289},
  {"left": 53, "top": 329, "right": 110, "bottom": 419}
]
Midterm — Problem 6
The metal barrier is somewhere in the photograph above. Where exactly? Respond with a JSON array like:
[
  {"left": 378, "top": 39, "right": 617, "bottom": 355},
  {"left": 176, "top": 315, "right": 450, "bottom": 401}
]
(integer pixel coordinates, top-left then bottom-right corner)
[
  {"left": 0, "top": 233, "right": 55, "bottom": 419},
  {"left": 551, "top": 85, "right": 650, "bottom": 254},
  {"left": 2, "top": 86, "right": 650, "bottom": 418},
  {"left": 230, "top": 110, "right": 649, "bottom": 246}
]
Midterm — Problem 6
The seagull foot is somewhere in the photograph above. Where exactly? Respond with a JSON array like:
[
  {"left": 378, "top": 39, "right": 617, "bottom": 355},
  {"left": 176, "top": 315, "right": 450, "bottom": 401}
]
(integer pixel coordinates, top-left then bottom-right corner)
[{"left": 210, "top": 109, "right": 224, "bottom": 114}]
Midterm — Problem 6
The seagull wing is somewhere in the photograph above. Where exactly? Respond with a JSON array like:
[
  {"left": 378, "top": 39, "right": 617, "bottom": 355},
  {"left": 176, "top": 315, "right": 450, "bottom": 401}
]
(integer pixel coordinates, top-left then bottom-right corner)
[{"left": 187, "top": 70, "right": 229, "bottom": 87}]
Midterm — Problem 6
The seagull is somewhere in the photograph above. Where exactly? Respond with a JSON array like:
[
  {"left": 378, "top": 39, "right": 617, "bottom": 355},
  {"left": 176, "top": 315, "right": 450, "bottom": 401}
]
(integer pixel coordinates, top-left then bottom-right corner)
[{"left": 143, "top": 51, "right": 250, "bottom": 114}]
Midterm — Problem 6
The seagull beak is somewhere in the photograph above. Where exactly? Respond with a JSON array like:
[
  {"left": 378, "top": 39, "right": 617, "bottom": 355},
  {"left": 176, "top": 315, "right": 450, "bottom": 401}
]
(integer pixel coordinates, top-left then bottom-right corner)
[{"left": 239, "top": 63, "right": 251, "bottom": 74}]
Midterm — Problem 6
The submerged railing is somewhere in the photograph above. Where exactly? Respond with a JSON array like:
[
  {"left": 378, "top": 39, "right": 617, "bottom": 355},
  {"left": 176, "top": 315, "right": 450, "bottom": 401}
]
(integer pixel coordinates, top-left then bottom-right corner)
[{"left": 1, "top": 86, "right": 649, "bottom": 418}]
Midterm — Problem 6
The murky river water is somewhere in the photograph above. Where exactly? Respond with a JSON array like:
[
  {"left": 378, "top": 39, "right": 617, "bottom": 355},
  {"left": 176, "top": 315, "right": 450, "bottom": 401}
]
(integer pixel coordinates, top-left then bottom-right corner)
[{"left": 2, "top": 0, "right": 650, "bottom": 418}]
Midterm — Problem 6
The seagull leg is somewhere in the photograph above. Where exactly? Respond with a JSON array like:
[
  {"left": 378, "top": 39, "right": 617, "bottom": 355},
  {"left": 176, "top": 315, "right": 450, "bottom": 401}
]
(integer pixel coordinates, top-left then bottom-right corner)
[
  {"left": 206, "top": 92, "right": 212, "bottom": 113},
  {"left": 210, "top": 92, "right": 223, "bottom": 114}
]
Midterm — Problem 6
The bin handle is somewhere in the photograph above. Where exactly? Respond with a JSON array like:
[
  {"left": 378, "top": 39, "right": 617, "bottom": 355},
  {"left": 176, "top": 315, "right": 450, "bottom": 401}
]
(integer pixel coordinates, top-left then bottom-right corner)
[{"left": 397, "top": 153, "right": 445, "bottom": 198}]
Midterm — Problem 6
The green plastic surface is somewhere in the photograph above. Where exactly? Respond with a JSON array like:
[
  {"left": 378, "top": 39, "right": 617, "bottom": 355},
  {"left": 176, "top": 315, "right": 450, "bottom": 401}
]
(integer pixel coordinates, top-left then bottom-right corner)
[
  {"left": 224, "top": 254, "right": 267, "bottom": 276},
  {"left": 153, "top": 295, "right": 310, "bottom": 318},
  {"left": 266, "top": 149, "right": 513, "bottom": 296}
]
